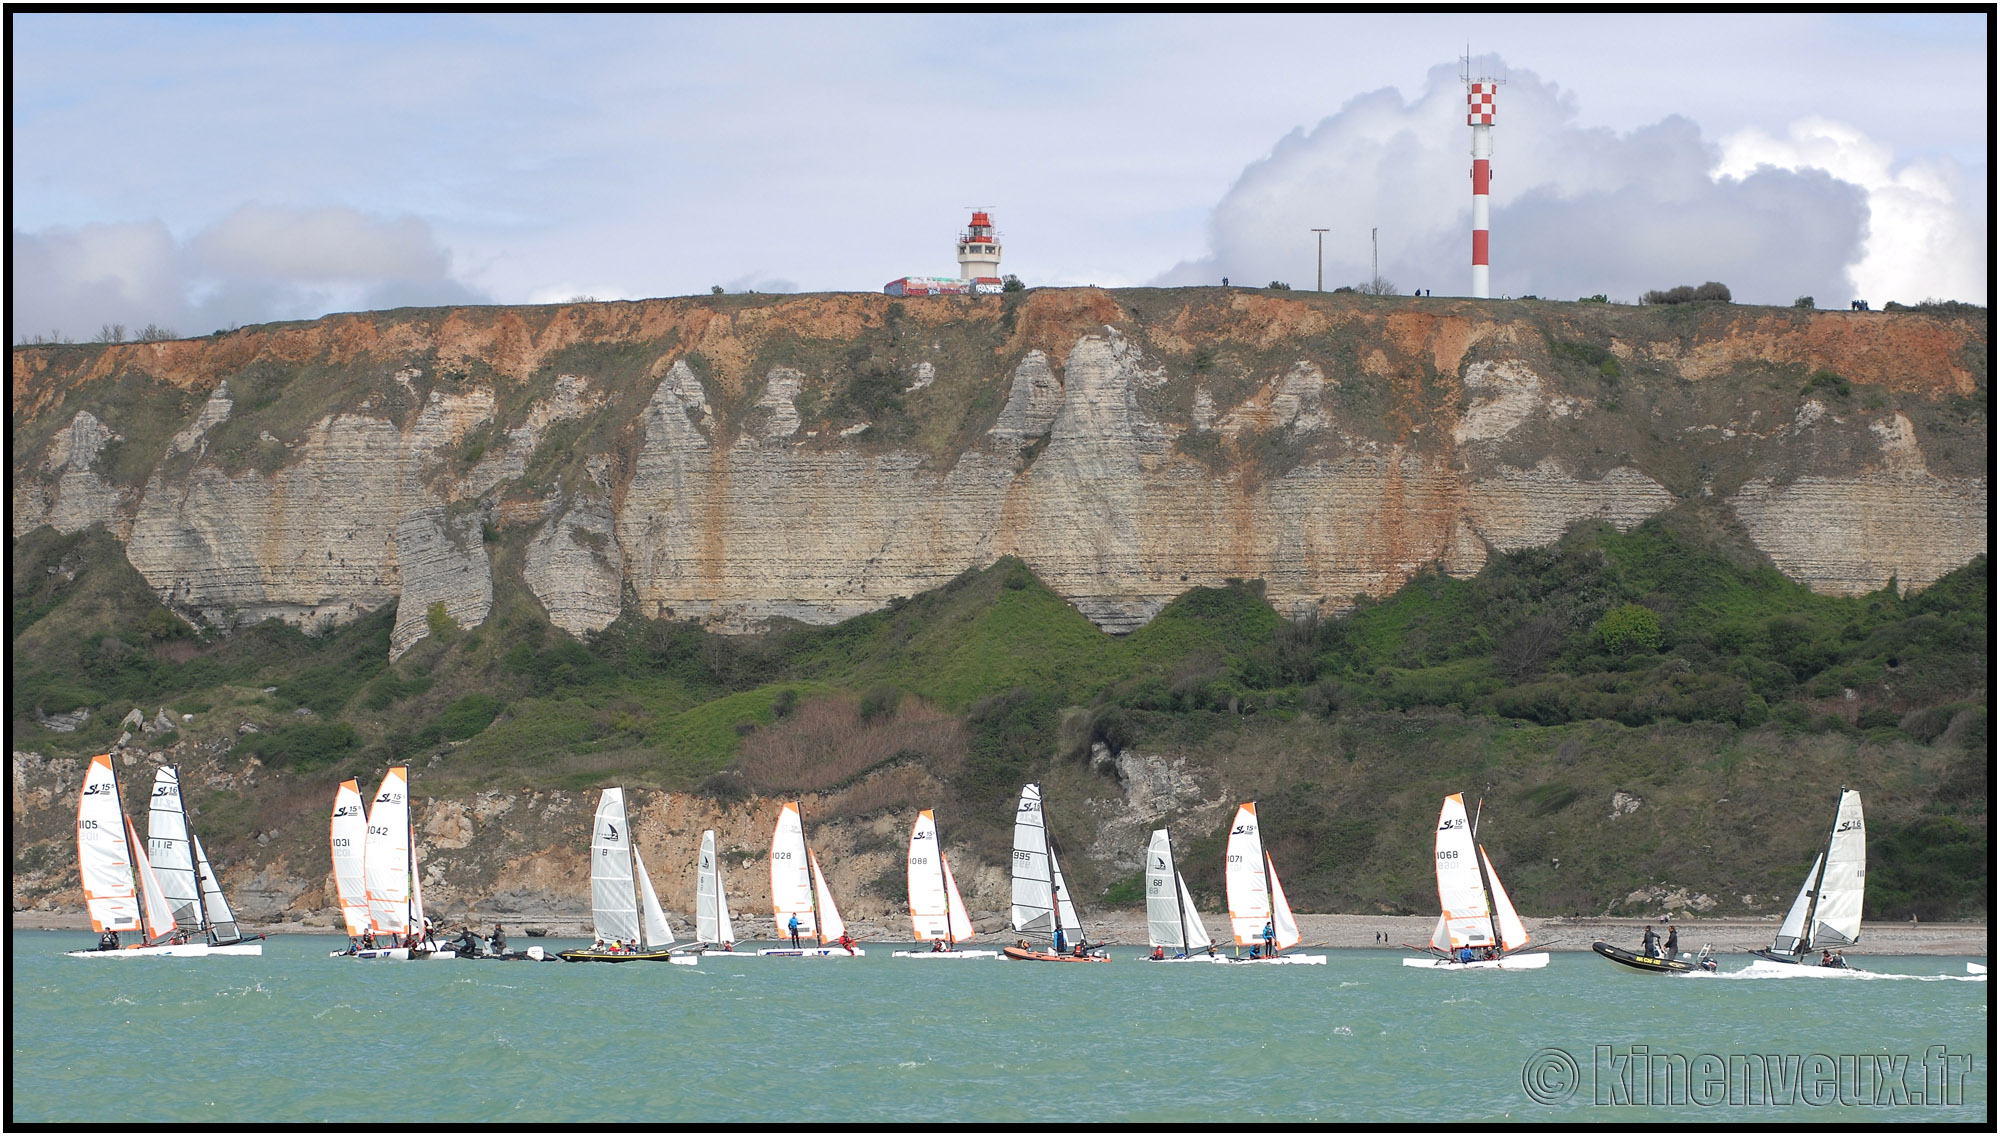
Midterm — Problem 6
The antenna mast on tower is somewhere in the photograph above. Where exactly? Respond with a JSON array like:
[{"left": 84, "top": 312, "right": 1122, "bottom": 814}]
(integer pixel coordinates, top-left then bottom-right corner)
[{"left": 1462, "top": 48, "right": 1504, "bottom": 299}]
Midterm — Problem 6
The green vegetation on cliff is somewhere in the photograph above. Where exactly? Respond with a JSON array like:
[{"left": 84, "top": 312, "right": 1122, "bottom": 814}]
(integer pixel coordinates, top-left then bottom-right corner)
[{"left": 11, "top": 503, "right": 1987, "bottom": 921}]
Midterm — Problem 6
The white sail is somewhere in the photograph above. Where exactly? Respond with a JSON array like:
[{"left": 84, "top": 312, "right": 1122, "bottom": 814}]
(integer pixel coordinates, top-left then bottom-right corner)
[
  {"left": 128, "top": 816, "right": 177, "bottom": 942},
  {"left": 696, "top": 830, "right": 735, "bottom": 945},
  {"left": 1009, "top": 783, "right": 1080, "bottom": 942},
  {"left": 330, "top": 779, "right": 371, "bottom": 937},
  {"left": 589, "top": 788, "right": 641, "bottom": 944},
  {"left": 363, "top": 767, "right": 413, "bottom": 937},
  {"left": 1050, "top": 844, "right": 1082, "bottom": 935},
  {"left": 940, "top": 852, "right": 974, "bottom": 944},
  {"left": 1433, "top": 794, "right": 1494, "bottom": 948},
  {"left": 1772, "top": 853, "right": 1822, "bottom": 954},
  {"left": 1145, "top": 829, "right": 1182, "bottom": 948},
  {"left": 1430, "top": 914, "right": 1451, "bottom": 951},
  {"left": 193, "top": 835, "right": 242, "bottom": 943},
  {"left": 1224, "top": 803, "right": 1272, "bottom": 944},
  {"left": 770, "top": 802, "right": 817, "bottom": 939},
  {"left": 77, "top": 754, "right": 141, "bottom": 933},
  {"left": 1814, "top": 791, "right": 1865, "bottom": 947},
  {"left": 1177, "top": 872, "right": 1213, "bottom": 950},
  {"left": 1010, "top": 784, "right": 1055, "bottom": 934},
  {"left": 147, "top": 766, "right": 200, "bottom": 926},
  {"left": 634, "top": 846, "right": 674, "bottom": 949},
  {"left": 908, "top": 811, "right": 953, "bottom": 941},
  {"left": 1266, "top": 853, "right": 1302, "bottom": 951},
  {"left": 1481, "top": 846, "right": 1529, "bottom": 950},
  {"left": 410, "top": 833, "right": 433, "bottom": 943},
  {"left": 810, "top": 850, "right": 845, "bottom": 943}
]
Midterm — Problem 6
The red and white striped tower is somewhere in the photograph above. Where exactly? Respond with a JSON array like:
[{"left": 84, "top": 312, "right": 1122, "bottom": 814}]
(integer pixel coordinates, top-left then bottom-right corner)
[{"left": 1466, "top": 77, "right": 1497, "bottom": 298}]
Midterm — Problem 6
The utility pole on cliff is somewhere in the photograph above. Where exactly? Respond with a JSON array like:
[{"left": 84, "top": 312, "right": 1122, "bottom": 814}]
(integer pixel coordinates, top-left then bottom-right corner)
[
  {"left": 1371, "top": 227, "right": 1379, "bottom": 292},
  {"left": 1311, "top": 228, "right": 1328, "bottom": 292}
]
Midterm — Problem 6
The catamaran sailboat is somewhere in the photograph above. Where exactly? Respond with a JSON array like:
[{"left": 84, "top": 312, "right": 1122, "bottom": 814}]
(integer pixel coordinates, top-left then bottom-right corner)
[
  {"left": 147, "top": 764, "right": 263, "bottom": 954},
  {"left": 1745, "top": 788, "right": 1867, "bottom": 977},
  {"left": 1143, "top": 828, "right": 1227, "bottom": 963},
  {"left": 1004, "top": 783, "right": 1106, "bottom": 962},
  {"left": 558, "top": 788, "right": 695, "bottom": 963},
  {"left": 1222, "top": 802, "right": 1325, "bottom": 964},
  {"left": 690, "top": 829, "right": 738, "bottom": 954},
  {"left": 68, "top": 754, "right": 209, "bottom": 958},
  {"left": 1404, "top": 793, "right": 1548, "bottom": 970},
  {"left": 760, "top": 801, "right": 863, "bottom": 956},
  {"left": 355, "top": 766, "right": 454, "bottom": 960},
  {"left": 893, "top": 810, "right": 997, "bottom": 959}
]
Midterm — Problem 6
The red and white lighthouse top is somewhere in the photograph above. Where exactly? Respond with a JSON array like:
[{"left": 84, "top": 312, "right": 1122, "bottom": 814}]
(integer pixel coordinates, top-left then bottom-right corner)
[
  {"left": 1467, "top": 83, "right": 1496, "bottom": 126},
  {"left": 961, "top": 211, "right": 996, "bottom": 243}
]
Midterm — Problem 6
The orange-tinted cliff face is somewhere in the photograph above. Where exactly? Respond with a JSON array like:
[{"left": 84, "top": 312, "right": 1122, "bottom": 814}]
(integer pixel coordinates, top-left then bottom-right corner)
[{"left": 11, "top": 290, "right": 1988, "bottom": 657}]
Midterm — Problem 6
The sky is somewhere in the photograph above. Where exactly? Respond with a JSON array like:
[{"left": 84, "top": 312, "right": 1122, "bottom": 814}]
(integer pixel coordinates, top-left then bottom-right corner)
[{"left": 10, "top": 12, "right": 1989, "bottom": 339}]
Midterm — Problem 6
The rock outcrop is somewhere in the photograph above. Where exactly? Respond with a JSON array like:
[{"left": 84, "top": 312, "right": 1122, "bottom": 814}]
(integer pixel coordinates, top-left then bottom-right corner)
[{"left": 11, "top": 291, "right": 1986, "bottom": 654}]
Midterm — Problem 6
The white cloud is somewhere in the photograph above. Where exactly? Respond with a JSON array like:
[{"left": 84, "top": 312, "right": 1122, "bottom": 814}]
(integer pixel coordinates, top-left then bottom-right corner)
[
  {"left": 1154, "top": 62, "right": 1888, "bottom": 306},
  {"left": 1715, "top": 117, "right": 1986, "bottom": 305},
  {"left": 12, "top": 205, "right": 488, "bottom": 339}
]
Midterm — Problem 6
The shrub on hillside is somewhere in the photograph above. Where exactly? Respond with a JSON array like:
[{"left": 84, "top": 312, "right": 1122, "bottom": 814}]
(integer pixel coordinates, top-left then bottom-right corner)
[
  {"left": 1641, "top": 281, "right": 1731, "bottom": 304},
  {"left": 1596, "top": 604, "right": 1664, "bottom": 654}
]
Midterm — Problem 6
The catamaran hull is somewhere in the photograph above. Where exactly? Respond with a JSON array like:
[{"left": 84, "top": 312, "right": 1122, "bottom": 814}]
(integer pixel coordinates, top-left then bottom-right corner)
[
  {"left": 891, "top": 949, "right": 1000, "bottom": 959},
  {"left": 354, "top": 946, "right": 457, "bottom": 961},
  {"left": 1402, "top": 952, "right": 1550, "bottom": 970},
  {"left": 555, "top": 948, "right": 693, "bottom": 963},
  {"left": 1146, "top": 954, "right": 1235, "bottom": 964},
  {"left": 756, "top": 946, "right": 865, "bottom": 957},
  {"left": 1592, "top": 940, "right": 1697, "bottom": 974},
  {"left": 66, "top": 942, "right": 260, "bottom": 958},
  {"left": 1969, "top": 962, "right": 1987, "bottom": 976},
  {"left": 1232, "top": 953, "right": 1326, "bottom": 965},
  {"left": 1742, "top": 956, "right": 1865, "bottom": 977},
  {"left": 1002, "top": 947, "right": 1108, "bottom": 962}
]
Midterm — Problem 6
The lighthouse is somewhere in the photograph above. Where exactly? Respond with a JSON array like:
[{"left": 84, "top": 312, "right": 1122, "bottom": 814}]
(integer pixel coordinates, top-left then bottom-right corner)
[
  {"left": 956, "top": 211, "right": 1002, "bottom": 281},
  {"left": 1465, "top": 60, "right": 1500, "bottom": 299}
]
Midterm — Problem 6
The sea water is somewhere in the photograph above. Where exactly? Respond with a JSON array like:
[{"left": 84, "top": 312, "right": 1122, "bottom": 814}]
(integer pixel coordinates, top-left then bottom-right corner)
[{"left": 9, "top": 932, "right": 1986, "bottom": 1124}]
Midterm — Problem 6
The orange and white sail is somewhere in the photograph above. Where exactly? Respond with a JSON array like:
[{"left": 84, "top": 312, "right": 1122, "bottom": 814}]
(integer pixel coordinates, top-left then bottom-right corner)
[
  {"left": 363, "top": 767, "right": 413, "bottom": 937},
  {"left": 809, "top": 849, "right": 845, "bottom": 944},
  {"left": 77, "top": 755, "right": 142, "bottom": 933},
  {"left": 330, "top": 779, "right": 370, "bottom": 936},
  {"left": 908, "top": 810, "right": 974, "bottom": 943},
  {"left": 770, "top": 802, "right": 817, "bottom": 940},
  {"left": 1224, "top": 803, "right": 1273, "bottom": 944},
  {"left": 1431, "top": 794, "right": 1494, "bottom": 949}
]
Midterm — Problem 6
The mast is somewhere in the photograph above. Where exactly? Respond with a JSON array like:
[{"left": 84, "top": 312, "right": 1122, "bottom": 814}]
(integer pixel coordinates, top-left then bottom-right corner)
[
  {"left": 800, "top": 801, "right": 822, "bottom": 946},
  {"left": 935, "top": 815, "right": 957, "bottom": 948},
  {"left": 1168, "top": 829, "right": 1191, "bottom": 954},
  {"left": 1798, "top": 785, "right": 1845, "bottom": 954},
  {"left": 632, "top": 821, "right": 648, "bottom": 951},
  {"left": 1257, "top": 825, "right": 1281, "bottom": 958},
  {"left": 112, "top": 767, "right": 152, "bottom": 944},
  {"left": 406, "top": 816, "right": 417, "bottom": 946},
  {"left": 1041, "top": 788, "right": 1065, "bottom": 950},
  {"left": 1470, "top": 798, "right": 1504, "bottom": 951},
  {"left": 172, "top": 766, "right": 216, "bottom": 941}
]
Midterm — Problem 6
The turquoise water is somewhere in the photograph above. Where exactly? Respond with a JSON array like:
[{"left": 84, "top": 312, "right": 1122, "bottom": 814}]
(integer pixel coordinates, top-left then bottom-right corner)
[{"left": 10, "top": 932, "right": 1986, "bottom": 1124}]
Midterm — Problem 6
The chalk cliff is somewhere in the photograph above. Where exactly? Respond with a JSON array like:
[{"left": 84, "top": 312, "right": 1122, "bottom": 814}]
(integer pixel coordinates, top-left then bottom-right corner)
[{"left": 11, "top": 290, "right": 1986, "bottom": 658}]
